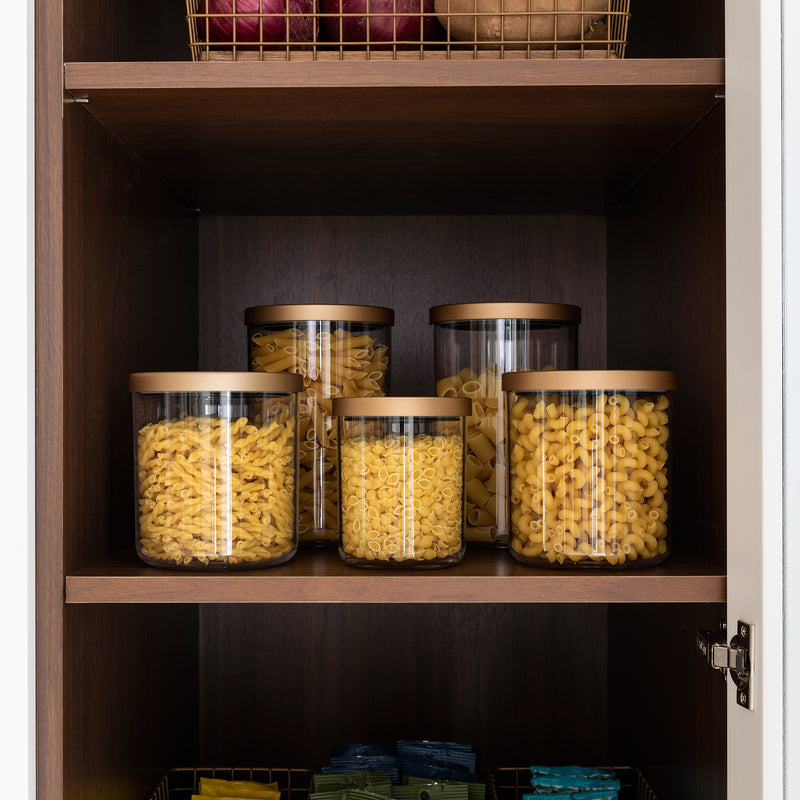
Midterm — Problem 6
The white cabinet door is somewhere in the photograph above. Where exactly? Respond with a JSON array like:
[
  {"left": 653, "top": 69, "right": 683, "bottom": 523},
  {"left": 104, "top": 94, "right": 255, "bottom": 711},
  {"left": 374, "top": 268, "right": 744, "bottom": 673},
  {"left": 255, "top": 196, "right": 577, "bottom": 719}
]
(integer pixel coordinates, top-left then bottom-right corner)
[{"left": 726, "top": 1, "right": 786, "bottom": 797}]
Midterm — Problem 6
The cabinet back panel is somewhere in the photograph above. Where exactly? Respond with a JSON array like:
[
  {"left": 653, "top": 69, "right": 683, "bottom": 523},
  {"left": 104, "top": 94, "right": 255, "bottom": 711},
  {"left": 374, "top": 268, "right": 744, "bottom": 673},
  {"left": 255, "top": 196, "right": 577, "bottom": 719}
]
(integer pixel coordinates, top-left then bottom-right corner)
[
  {"left": 608, "top": 603, "right": 726, "bottom": 800},
  {"left": 607, "top": 106, "right": 726, "bottom": 565},
  {"left": 199, "top": 214, "right": 607, "bottom": 392},
  {"left": 198, "top": 604, "right": 608, "bottom": 771},
  {"left": 63, "top": 605, "right": 200, "bottom": 800},
  {"left": 625, "top": 1, "right": 724, "bottom": 59},
  {"left": 63, "top": 106, "right": 199, "bottom": 570}
]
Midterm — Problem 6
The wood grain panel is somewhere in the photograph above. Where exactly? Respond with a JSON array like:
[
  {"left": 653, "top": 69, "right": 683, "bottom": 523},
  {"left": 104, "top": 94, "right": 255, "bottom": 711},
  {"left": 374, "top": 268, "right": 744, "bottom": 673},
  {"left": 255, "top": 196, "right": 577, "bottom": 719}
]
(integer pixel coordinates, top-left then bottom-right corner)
[
  {"left": 608, "top": 604, "right": 726, "bottom": 799},
  {"left": 607, "top": 106, "right": 726, "bottom": 566},
  {"left": 626, "top": 2, "right": 725, "bottom": 59},
  {"left": 199, "top": 214, "right": 607, "bottom": 393},
  {"left": 64, "top": 605, "right": 199, "bottom": 800},
  {"left": 198, "top": 604, "right": 608, "bottom": 772},
  {"left": 62, "top": 104, "right": 199, "bottom": 570},
  {"left": 64, "top": 61, "right": 724, "bottom": 214},
  {"left": 65, "top": 548, "right": 726, "bottom": 604}
]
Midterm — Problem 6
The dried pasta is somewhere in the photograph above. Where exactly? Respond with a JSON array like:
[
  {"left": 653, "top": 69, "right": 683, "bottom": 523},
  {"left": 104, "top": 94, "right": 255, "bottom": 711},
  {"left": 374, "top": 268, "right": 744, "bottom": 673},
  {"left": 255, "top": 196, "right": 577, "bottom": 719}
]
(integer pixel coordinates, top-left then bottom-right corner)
[
  {"left": 251, "top": 326, "right": 389, "bottom": 542},
  {"left": 339, "top": 433, "right": 464, "bottom": 564},
  {"left": 136, "top": 413, "right": 296, "bottom": 566},
  {"left": 508, "top": 392, "right": 670, "bottom": 566}
]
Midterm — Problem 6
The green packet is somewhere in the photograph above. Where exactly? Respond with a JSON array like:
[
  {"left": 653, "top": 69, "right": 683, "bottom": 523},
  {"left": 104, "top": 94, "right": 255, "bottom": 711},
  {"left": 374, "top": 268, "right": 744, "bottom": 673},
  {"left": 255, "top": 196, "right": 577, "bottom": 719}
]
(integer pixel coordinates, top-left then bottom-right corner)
[
  {"left": 314, "top": 774, "right": 394, "bottom": 795},
  {"left": 403, "top": 775, "right": 485, "bottom": 800},
  {"left": 392, "top": 784, "right": 468, "bottom": 800},
  {"left": 311, "top": 788, "right": 392, "bottom": 800}
]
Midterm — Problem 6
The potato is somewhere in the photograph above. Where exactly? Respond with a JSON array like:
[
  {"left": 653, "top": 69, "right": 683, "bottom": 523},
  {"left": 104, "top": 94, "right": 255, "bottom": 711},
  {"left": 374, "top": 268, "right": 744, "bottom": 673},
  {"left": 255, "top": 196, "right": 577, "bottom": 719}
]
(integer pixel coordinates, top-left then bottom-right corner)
[{"left": 434, "top": 0, "right": 610, "bottom": 49}]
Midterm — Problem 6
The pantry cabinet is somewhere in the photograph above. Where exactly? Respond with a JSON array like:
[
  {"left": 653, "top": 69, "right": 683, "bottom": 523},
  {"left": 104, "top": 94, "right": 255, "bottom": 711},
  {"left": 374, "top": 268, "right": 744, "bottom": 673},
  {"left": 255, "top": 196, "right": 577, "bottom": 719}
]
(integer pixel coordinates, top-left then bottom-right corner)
[{"left": 35, "top": 0, "right": 784, "bottom": 798}]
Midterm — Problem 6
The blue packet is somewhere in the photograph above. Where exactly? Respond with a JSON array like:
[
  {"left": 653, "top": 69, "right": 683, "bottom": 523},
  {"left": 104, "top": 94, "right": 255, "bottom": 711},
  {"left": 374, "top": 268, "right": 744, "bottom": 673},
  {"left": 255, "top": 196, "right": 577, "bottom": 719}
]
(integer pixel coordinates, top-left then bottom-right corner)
[
  {"left": 529, "top": 767, "right": 615, "bottom": 781},
  {"left": 530, "top": 777, "right": 621, "bottom": 795},
  {"left": 523, "top": 794, "right": 574, "bottom": 800}
]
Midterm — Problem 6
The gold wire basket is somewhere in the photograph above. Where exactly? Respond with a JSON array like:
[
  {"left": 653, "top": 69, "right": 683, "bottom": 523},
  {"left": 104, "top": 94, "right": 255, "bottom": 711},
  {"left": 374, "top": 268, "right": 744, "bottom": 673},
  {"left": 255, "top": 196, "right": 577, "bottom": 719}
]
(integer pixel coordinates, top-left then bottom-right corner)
[
  {"left": 147, "top": 766, "right": 314, "bottom": 800},
  {"left": 490, "top": 765, "right": 659, "bottom": 800},
  {"left": 185, "top": 0, "right": 630, "bottom": 60}
]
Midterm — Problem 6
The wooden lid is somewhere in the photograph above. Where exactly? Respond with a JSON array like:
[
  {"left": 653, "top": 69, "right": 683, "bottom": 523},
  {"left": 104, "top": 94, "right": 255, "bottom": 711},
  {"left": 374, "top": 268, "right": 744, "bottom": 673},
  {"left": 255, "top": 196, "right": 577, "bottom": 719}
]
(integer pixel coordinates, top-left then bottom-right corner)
[{"left": 130, "top": 372, "right": 303, "bottom": 393}]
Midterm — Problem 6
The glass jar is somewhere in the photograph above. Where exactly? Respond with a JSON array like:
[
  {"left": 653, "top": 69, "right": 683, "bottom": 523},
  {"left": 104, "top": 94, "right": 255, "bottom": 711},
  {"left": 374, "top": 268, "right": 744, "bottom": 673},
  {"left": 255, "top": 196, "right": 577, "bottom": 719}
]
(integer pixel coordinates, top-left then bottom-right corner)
[
  {"left": 332, "top": 397, "right": 472, "bottom": 569},
  {"left": 130, "top": 371, "right": 302, "bottom": 570},
  {"left": 502, "top": 370, "right": 676, "bottom": 569},
  {"left": 245, "top": 304, "right": 394, "bottom": 546},
  {"left": 430, "top": 302, "right": 580, "bottom": 548}
]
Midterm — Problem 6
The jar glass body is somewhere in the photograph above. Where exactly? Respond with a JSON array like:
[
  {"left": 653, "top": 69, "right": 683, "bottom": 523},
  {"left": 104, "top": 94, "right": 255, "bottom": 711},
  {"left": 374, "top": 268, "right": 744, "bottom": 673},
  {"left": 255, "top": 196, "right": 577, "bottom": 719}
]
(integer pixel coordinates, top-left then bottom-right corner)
[
  {"left": 132, "top": 389, "right": 299, "bottom": 569},
  {"left": 506, "top": 386, "right": 673, "bottom": 569},
  {"left": 247, "top": 317, "right": 392, "bottom": 545},
  {"left": 336, "top": 415, "right": 467, "bottom": 568},
  {"left": 432, "top": 315, "right": 578, "bottom": 547}
]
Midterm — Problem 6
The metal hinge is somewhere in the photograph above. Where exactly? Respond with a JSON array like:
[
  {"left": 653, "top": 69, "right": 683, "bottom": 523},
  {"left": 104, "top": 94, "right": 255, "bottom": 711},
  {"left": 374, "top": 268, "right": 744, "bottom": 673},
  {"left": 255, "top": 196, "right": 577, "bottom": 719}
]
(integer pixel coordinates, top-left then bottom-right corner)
[{"left": 696, "top": 620, "right": 754, "bottom": 710}]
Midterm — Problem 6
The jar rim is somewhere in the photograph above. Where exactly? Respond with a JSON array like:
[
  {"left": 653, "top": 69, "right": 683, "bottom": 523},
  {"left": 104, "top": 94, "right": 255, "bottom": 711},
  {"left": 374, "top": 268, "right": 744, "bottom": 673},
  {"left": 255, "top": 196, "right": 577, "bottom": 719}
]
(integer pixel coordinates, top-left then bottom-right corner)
[
  {"left": 244, "top": 304, "right": 394, "bottom": 325},
  {"left": 332, "top": 396, "right": 472, "bottom": 417},
  {"left": 501, "top": 369, "right": 676, "bottom": 392},
  {"left": 429, "top": 302, "right": 581, "bottom": 324},
  {"left": 129, "top": 371, "right": 303, "bottom": 393}
]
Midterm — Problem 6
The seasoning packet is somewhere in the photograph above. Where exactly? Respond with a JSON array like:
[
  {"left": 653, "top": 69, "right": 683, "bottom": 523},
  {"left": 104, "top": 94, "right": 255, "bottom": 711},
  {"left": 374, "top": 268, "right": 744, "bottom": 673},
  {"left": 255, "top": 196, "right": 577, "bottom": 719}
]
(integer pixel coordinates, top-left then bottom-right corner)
[
  {"left": 529, "top": 767, "right": 616, "bottom": 781},
  {"left": 524, "top": 793, "right": 617, "bottom": 800},
  {"left": 403, "top": 776, "right": 485, "bottom": 800},
  {"left": 314, "top": 772, "right": 393, "bottom": 795},
  {"left": 197, "top": 777, "right": 281, "bottom": 798},
  {"left": 391, "top": 783, "right": 468, "bottom": 800},
  {"left": 528, "top": 776, "right": 622, "bottom": 795}
]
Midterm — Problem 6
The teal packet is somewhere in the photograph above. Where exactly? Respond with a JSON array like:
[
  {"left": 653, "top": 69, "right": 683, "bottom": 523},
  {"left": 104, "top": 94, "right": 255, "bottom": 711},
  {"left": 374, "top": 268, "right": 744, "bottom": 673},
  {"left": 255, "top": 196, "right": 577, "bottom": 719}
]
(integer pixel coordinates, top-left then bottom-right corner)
[
  {"left": 576, "top": 792, "right": 619, "bottom": 800},
  {"left": 529, "top": 777, "right": 621, "bottom": 795},
  {"left": 522, "top": 794, "right": 574, "bottom": 800},
  {"left": 529, "top": 767, "right": 615, "bottom": 781},
  {"left": 314, "top": 774, "right": 394, "bottom": 795}
]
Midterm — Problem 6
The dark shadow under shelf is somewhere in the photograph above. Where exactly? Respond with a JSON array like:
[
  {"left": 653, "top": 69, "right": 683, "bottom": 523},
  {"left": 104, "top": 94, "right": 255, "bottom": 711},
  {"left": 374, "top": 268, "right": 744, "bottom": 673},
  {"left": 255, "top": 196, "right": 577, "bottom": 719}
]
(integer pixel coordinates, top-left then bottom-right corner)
[
  {"left": 64, "top": 58, "right": 724, "bottom": 215},
  {"left": 65, "top": 546, "right": 726, "bottom": 604}
]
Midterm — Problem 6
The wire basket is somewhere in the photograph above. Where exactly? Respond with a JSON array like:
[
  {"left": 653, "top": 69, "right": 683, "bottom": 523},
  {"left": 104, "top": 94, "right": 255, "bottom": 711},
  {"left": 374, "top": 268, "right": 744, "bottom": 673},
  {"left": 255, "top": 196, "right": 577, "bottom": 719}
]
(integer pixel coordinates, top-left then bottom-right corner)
[
  {"left": 185, "top": 0, "right": 630, "bottom": 61},
  {"left": 490, "top": 765, "right": 658, "bottom": 800},
  {"left": 147, "top": 766, "right": 314, "bottom": 800}
]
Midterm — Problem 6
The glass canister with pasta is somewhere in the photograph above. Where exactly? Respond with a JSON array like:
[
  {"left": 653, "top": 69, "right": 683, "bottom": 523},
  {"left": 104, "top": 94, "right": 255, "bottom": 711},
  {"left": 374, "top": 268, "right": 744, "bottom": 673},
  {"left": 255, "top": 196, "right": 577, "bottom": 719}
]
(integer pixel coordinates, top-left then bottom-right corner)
[
  {"left": 332, "top": 396, "right": 471, "bottom": 569},
  {"left": 245, "top": 304, "right": 394, "bottom": 545},
  {"left": 430, "top": 302, "right": 580, "bottom": 548},
  {"left": 502, "top": 370, "right": 676, "bottom": 569},
  {"left": 130, "top": 371, "right": 302, "bottom": 570}
]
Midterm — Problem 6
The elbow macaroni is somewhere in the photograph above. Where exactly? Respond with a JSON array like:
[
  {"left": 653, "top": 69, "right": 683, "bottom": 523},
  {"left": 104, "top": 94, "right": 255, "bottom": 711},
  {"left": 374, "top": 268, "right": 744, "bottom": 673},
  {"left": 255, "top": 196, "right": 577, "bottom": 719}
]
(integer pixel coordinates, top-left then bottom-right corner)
[
  {"left": 136, "top": 413, "right": 296, "bottom": 567},
  {"left": 508, "top": 391, "right": 670, "bottom": 567},
  {"left": 339, "top": 433, "right": 464, "bottom": 564},
  {"left": 250, "top": 326, "right": 389, "bottom": 543}
]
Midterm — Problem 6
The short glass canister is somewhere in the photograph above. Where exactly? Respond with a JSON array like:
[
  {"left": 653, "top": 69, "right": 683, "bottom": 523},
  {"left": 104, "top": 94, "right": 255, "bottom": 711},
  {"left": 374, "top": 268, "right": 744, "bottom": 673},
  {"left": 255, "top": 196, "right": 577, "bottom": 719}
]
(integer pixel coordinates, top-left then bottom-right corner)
[
  {"left": 130, "top": 371, "right": 302, "bottom": 570},
  {"left": 502, "top": 370, "right": 676, "bottom": 568},
  {"left": 332, "top": 396, "right": 472, "bottom": 568}
]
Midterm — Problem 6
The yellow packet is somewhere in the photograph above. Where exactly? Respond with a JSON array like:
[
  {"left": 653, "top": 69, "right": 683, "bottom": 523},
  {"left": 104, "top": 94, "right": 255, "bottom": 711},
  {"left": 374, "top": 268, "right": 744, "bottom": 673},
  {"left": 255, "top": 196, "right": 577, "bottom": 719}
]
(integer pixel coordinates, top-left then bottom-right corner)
[{"left": 197, "top": 777, "right": 281, "bottom": 798}]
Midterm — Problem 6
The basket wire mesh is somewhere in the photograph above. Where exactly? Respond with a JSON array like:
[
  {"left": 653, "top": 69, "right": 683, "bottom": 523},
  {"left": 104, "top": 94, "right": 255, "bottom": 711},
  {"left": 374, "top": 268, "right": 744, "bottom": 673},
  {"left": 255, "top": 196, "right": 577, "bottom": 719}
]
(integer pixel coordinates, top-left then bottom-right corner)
[
  {"left": 185, "top": 0, "right": 630, "bottom": 60},
  {"left": 147, "top": 766, "right": 314, "bottom": 800},
  {"left": 489, "top": 765, "right": 658, "bottom": 800}
]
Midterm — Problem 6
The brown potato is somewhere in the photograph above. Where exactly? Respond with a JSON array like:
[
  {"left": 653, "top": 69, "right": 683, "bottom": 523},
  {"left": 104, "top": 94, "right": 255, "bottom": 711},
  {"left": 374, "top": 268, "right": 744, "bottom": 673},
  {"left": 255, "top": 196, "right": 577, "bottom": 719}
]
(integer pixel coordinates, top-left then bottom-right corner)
[{"left": 434, "top": 0, "right": 609, "bottom": 49}]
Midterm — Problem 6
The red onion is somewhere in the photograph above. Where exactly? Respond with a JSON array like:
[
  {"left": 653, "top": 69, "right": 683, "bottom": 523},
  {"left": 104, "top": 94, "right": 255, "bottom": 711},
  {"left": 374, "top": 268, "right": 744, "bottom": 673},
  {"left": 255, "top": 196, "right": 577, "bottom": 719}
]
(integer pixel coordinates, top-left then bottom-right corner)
[
  {"left": 319, "top": 0, "right": 440, "bottom": 47},
  {"left": 204, "top": 0, "right": 316, "bottom": 46}
]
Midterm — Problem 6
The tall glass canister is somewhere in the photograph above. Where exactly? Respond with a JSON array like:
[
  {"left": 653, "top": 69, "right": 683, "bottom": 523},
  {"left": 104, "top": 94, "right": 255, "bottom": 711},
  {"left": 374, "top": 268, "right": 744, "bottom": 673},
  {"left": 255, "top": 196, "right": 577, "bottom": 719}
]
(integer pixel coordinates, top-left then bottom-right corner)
[
  {"left": 130, "top": 371, "right": 302, "bottom": 570},
  {"left": 502, "top": 370, "right": 676, "bottom": 569},
  {"left": 332, "top": 396, "right": 472, "bottom": 569},
  {"left": 430, "top": 302, "right": 580, "bottom": 548},
  {"left": 245, "top": 304, "right": 394, "bottom": 545}
]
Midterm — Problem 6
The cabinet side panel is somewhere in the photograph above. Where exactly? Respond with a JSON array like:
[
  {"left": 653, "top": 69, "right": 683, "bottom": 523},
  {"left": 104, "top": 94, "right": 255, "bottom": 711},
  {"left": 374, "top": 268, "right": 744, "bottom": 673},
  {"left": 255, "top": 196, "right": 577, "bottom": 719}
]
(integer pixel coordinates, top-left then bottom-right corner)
[
  {"left": 199, "top": 214, "right": 607, "bottom": 390},
  {"left": 63, "top": 106, "right": 199, "bottom": 570},
  {"left": 607, "top": 106, "right": 726, "bottom": 566},
  {"left": 625, "top": 2, "right": 725, "bottom": 58},
  {"left": 198, "top": 604, "right": 609, "bottom": 771},
  {"left": 64, "top": 605, "right": 200, "bottom": 800},
  {"left": 608, "top": 604, "right": 727, "bottom": 799}
]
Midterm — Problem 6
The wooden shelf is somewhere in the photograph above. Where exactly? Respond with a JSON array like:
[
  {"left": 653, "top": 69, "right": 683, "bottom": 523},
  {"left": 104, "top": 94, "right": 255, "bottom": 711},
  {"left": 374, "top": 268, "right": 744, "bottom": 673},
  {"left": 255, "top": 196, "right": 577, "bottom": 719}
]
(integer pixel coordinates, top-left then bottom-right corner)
[
  {"left": 65, "top": 547, "right": 725, "bottom": 604},
  {"left": 64, "top": 58, "right": 724, "bottom": 215}
]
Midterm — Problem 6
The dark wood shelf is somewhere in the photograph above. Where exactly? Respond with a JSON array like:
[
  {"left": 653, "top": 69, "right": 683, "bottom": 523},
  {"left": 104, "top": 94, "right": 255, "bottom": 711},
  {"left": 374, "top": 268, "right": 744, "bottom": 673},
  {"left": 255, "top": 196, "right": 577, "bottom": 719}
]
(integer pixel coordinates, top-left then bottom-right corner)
[
  {"left": 66, "top": 546, "right": 726, "bottom": 604},
  {"left": 64, "top": 58, "right": 724, "bottom": 215}
]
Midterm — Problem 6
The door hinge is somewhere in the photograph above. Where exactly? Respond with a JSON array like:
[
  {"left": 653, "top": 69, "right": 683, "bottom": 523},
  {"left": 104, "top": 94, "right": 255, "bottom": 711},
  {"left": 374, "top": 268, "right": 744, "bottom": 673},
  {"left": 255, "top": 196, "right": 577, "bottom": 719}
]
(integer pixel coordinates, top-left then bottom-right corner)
[{"left": 696, "top": 620, "right": 754, "bottom": 710}]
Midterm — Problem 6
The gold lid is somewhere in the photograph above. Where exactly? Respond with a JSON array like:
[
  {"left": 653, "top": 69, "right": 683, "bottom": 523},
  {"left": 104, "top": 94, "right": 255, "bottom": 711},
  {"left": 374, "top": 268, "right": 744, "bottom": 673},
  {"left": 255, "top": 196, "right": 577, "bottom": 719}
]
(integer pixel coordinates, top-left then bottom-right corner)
[
  {"left": 130, "top": 371, "right": 303, "bottom": 393},
  {"left": 429, "top": 302, "right": 581, "bottom": 324},
  {"left": 501, "top": 370, "right": 676, "bottom": 392},
  {"left": 245, "top": 304, "right": 394, "bottom": 325},
  {"left": 332, "top": 397, "right": 472, "bottom": 417}
]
